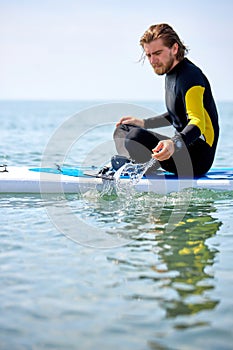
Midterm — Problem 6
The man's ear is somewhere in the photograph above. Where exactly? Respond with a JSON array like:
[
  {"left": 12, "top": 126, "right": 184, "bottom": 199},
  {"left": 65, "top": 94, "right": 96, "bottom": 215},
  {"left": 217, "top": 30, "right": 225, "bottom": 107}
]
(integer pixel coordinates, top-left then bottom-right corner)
[{"left": 172, "top": 42, "right": 179, "bottom": 56}]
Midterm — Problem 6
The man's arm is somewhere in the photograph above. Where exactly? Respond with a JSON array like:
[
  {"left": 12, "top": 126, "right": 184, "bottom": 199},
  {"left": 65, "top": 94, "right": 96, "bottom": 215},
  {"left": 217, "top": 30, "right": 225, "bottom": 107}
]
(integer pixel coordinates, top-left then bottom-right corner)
[
  {"left": 116, "top": 112, "right": 172, "bottom": 129},
  {"left": 144, "top": 112, "right": 173, "bottom": 129}
]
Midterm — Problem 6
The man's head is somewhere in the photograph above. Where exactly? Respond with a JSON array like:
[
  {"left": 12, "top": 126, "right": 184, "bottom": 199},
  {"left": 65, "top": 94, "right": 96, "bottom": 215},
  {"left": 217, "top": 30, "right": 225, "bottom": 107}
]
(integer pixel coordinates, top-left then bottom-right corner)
[{"left": 140, "top": 23, "right": 188, "bottom": 75}]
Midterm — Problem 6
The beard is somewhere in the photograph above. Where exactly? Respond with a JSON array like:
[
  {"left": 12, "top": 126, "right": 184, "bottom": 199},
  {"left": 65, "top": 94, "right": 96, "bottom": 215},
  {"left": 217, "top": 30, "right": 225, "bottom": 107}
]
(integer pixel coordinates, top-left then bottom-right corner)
[{"left": 153, "top": 54, "right": 175, "bottom": 75}]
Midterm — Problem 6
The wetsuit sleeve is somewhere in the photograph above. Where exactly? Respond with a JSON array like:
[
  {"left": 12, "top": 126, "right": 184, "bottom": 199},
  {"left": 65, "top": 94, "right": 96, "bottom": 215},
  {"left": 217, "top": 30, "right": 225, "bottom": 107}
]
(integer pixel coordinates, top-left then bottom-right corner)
[
  {"left": 144, "top": 112, "right": 173, "bottom": 129},
  {"left": 177, "top": 85, "right": 215, "bottom": 147},
  {"left": 179, "top": 86, "right": 203, "bottom": 145}
]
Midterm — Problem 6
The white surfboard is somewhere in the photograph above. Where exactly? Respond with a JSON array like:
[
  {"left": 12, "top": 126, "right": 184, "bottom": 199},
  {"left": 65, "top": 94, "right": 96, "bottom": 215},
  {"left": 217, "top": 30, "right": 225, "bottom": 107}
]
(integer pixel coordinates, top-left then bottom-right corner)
[{"left": 0, "top": 165, "right": 233, "bottom": 194}]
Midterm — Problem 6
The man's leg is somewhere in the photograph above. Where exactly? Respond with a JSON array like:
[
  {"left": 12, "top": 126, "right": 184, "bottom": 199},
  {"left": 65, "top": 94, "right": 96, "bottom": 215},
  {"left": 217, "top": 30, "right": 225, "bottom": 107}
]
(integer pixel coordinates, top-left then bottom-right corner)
[{"left": 114, "top": 124, "right": 169, "bottom": 162}]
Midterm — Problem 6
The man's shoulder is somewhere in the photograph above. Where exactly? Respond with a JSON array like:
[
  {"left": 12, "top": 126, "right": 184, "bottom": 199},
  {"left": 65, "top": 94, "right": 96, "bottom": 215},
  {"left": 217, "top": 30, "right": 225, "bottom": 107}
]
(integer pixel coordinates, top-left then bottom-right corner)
[
  {"left": 180, "top": 58, "right": 202, "bottom": 74},
  {"left": 177, "top": 58, "right": 205, "bottom": 86}
]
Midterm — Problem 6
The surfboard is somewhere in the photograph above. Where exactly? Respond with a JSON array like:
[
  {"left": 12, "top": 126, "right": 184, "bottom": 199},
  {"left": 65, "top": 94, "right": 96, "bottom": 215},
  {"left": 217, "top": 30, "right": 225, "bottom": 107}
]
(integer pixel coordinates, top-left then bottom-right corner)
[{"left": 0, "top": 165, "right": 233, "bottom": 194}]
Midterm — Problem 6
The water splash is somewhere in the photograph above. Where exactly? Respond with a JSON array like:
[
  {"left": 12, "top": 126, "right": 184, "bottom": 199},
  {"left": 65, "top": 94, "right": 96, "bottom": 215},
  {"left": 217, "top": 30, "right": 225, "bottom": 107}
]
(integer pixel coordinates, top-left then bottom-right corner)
[
  {"left": 98, "top": 158, "right": 158, "bottom": 198},
  {"left": 99, "top": 178, "right": 117, "bottom": 199},
  {"left": 114, "top": 158, "right": 157, "bottom": 185}
]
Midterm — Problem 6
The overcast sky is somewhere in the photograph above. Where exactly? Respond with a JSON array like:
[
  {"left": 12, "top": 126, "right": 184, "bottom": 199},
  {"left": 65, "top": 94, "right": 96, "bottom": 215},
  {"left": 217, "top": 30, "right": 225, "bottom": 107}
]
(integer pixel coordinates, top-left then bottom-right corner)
[{"left": 1, "top": 0, "right": 233, "bottom": 101}]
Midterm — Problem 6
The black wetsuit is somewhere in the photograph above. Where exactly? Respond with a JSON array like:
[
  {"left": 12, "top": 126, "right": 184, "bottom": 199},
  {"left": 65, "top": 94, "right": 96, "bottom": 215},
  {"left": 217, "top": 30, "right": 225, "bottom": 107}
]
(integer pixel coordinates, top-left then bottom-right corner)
[{"left": 114, "top": 58, "right": 219, "bottom": 176}]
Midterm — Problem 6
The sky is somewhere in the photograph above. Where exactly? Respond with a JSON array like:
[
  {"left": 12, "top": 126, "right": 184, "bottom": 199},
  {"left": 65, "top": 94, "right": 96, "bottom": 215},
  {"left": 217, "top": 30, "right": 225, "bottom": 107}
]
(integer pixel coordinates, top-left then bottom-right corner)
[{"left": 1, "top": 0, "right": 233, "bottom": 101}]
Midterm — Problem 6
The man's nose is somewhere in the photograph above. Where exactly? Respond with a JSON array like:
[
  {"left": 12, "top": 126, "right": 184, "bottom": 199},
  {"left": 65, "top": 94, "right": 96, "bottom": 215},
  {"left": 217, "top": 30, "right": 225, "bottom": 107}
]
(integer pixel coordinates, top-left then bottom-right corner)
[{"left": 149, "top": 54, "right": 157, "bottom": 65}]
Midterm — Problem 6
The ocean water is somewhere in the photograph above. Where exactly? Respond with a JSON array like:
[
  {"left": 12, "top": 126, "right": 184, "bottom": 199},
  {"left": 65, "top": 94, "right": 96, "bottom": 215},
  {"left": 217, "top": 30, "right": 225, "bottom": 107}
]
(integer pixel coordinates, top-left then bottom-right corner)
[{"left": 0, "top": 100, "right": 233, "bottom": 350}]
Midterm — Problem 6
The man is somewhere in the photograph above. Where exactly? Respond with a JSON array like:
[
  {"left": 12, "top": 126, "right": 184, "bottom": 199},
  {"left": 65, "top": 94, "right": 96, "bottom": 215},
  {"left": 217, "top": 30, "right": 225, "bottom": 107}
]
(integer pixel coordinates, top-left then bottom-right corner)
[{"left": 113, "top": 23, "right": 219, "bottom": 177}]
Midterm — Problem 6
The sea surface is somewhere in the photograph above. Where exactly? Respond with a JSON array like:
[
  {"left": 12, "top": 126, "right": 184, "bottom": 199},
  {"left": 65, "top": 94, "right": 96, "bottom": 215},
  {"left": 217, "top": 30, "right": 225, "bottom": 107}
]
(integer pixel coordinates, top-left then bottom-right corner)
[{"left": 0, "top": 100, "right": 233, "bottom": 350}]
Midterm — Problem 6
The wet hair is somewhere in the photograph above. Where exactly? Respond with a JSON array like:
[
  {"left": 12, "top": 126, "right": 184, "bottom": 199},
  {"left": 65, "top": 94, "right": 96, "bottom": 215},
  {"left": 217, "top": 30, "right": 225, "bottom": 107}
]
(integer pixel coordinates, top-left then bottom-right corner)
[{"left": 140, "top": 23, "right": 188, "bottom": 61}]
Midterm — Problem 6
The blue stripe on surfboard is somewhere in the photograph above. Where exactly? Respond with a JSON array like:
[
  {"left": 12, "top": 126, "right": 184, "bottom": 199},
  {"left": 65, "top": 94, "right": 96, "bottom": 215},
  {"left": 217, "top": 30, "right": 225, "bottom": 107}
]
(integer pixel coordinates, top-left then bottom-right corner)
[{"left": 29, "top": 167, "right": 84, "bottom": 177}]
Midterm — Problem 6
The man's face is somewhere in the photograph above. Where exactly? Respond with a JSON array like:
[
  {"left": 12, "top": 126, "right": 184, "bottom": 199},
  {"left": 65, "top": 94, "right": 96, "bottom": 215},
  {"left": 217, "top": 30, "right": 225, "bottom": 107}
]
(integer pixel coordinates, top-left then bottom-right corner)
[{"left": 143, "top": 38, "right": 179, "bottom": 75}]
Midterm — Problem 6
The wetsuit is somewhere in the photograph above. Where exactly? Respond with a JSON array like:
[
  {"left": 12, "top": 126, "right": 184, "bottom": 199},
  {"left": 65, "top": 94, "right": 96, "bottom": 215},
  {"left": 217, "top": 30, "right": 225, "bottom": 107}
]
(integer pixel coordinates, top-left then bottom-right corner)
[{"left": 114, "top": 58, "right": 219, "bottom": 176}]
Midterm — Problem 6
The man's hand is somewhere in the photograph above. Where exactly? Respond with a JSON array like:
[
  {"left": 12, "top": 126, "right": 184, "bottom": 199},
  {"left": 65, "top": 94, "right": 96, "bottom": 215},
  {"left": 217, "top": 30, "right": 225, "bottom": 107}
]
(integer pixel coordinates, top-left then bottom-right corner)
[
  {"left": 116, "top": 116, "right": 145, "bottom": 128},
  {"left": 152, "top": 139, "right": 175, "bottom": 161}
]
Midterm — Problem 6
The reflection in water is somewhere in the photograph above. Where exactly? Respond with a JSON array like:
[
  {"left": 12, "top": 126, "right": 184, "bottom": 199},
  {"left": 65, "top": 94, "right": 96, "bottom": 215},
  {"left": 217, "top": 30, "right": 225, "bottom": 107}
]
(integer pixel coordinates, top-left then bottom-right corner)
[
  {"left": 48, "top": 187, "right": 222, "bottom": 346},
  {"left": 153, "top": 202, "right": 221, "bottom": 323},
  {"left": 104, "top": 191, "right": 222, "bottom": 337}
]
